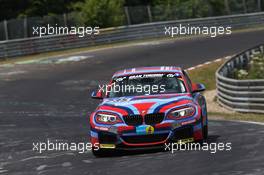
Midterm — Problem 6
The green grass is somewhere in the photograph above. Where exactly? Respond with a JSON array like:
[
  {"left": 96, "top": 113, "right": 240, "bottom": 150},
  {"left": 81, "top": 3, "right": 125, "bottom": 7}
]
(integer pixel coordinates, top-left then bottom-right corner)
[{"left": 187, "top": 60, "right": 225, "bottom": 90}]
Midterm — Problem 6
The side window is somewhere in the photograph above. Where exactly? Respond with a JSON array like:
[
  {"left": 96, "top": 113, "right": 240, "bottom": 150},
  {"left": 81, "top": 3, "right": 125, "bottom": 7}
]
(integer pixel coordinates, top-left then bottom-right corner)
[{"left": 183, "top": 70, "right": 192, "bottom": 92}]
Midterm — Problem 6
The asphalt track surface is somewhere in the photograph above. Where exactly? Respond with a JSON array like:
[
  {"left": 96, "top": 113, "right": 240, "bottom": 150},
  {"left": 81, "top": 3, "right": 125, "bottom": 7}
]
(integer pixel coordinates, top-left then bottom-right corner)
[{"left": 0, "top": 30, "right": 264, "bottom": 175}]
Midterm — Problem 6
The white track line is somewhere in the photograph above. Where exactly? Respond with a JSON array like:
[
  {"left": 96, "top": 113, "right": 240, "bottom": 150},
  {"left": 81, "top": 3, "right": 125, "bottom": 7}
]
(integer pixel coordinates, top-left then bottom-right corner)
[
  {"left": 232, "top": 120, "right": 264, "bottom": 126},
  {"left": 186, "top": 56, "right": 233, "bottom": 71},
  {"left": 187, "top": 67, "right": 195, "bottom": 71},
  {"left": 214, "top": 58, "right": 222, "bottom": 62}
]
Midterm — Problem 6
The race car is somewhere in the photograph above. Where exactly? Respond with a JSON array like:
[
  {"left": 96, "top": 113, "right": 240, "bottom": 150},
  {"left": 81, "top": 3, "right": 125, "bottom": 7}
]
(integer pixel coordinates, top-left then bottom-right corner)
[{"left": 90, "top": 66, "right": 208, "bottom": 156}]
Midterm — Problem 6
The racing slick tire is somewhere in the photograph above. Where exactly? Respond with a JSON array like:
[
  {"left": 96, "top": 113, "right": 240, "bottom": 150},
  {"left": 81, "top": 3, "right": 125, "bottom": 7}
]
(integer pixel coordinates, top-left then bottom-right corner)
[
  {"left": 92, "top": 148, "right": 107, "bottom": 157},
  {"left": 200, "top": 114, "right": 208, "bottom": 143},
  {"left": 203, "top": 124, "right": 208, "bottom": 140}
]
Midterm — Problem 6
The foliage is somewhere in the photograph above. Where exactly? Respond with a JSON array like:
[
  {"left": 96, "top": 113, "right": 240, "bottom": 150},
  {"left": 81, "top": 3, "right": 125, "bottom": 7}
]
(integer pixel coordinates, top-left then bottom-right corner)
[
  {"left": 151, "top": 0, "right": 210, "bottom": 21},
  {"left": 0, "top": 0, "right": 263, "bottom": 27},
  {"left": 234, "top": 53, "right": 264, "bottom": 79},
  {"left": 72, "top": 0, "right": 125, "bottom": 27}
]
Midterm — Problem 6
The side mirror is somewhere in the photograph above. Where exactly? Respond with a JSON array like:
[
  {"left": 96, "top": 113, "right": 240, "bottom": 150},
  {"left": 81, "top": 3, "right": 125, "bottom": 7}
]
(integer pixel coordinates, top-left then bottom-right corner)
[
  {"left": 91, "top": 90, "right": 103, "bottom": 99},
  {"left": 192, "top": 83, "right": 206, "bottom": 93}
]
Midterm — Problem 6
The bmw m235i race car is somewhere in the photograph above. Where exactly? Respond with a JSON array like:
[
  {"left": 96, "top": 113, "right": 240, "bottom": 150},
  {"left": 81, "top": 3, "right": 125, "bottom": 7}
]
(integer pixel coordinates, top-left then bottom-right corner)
[{"left": 90, "top": 66, "right": 208, "bottom": 156}]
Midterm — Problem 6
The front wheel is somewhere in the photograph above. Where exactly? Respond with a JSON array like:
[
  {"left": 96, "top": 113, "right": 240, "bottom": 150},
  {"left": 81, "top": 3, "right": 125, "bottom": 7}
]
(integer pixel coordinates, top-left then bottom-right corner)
[
  {"left": 203, "top": 125, "right": 208, "bottom": 140},
  {"left": 92, "top": 148, "right": 106, "bottom": 157},
  {"left": 199, "top": 118, "right": 208, "bottom": 144}
]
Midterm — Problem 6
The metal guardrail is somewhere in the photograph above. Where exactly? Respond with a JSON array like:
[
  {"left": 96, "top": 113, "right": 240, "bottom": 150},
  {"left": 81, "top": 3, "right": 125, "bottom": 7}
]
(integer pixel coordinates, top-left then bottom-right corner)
[
  {"left": 216, "top": 44, "right": 264, "bottom": 113},
  {"left": 0, "top": 12, "right": 264, "bottom": 59}
]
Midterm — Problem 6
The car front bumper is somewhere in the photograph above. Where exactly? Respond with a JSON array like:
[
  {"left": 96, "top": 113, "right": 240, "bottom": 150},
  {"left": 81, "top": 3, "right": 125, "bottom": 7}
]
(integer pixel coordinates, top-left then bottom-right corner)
[{"left": 90, "top": 118, "right": 203, "bottom": 150}]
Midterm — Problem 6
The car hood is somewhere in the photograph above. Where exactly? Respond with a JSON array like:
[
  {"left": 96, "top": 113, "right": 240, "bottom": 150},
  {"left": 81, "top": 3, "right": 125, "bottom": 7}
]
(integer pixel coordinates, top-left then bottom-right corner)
[{"left": 97, "top": 94, "right": 194, "bottom": 115}]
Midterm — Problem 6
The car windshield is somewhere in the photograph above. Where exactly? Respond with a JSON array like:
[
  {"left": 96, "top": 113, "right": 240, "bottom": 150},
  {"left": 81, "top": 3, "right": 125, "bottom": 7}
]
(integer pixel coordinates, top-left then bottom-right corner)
[{"left": 108, "top": 73, "right": 187, "bottom": 98}]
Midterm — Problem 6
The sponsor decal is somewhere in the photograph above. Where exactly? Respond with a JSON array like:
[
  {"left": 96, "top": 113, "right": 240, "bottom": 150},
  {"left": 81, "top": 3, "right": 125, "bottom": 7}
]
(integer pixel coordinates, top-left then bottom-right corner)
[
  {"left": 99, "top": 144, "right": 116, "bottom": 149},
  {"left": 95, "top": 126, "right": 109, "bottom": 131},
  {"left": 129, "top": 74, "right": 164, "bottom": 79},
  {"left": 141, "top": 110, "right": 147, "bottom": 115},
  {"left": 136, "top": 125, "right": 155, "bottom": 135},
  {"left": 146, "top": 126, "right": 155, "bottom": 134},
  {"left": 177, "top": 137, "right": 194, "bottom": 144}
]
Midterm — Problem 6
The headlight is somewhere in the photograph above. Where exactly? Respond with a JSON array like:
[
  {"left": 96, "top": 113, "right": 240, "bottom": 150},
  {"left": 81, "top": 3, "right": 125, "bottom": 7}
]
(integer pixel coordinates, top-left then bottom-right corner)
[
  {"left": 95, "top": 112, "right": 121, "bottom": 124},
  {"left": 167, "top": 106, "right": 195, "bottom": 119}
]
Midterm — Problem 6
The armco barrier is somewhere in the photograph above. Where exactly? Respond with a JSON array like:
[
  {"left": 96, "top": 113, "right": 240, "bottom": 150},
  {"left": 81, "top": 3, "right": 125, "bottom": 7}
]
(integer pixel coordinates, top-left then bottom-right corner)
[
  {"left": 0, "top": 12, "right": 264, "bottom": 59},
  {"left": 216, "top": 44, "right": 264, "bottom": 113}
]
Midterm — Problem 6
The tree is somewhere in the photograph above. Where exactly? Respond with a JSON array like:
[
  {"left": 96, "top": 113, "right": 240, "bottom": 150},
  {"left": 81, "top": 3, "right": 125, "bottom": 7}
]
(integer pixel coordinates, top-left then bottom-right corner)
[
  {"left": 0, "top": 0, "right": 81, "bottom": 20},
  {"left": 0, "top": 0, "right": 30, "bottom": 20},
  {"left": 150, "top": 0, "right": 210, "bottom": 21},
  {"left": 124, "top": 0, "right": 150, "bottom": 6},
  {"left": 207, "top": 0, "right": 226, "bottom": 16},
  {"left": 20, "top": 0, "right": 78, "bottom": 17},
  {"left": 72, "top": 0, "right": 125, "bottom": 27}
]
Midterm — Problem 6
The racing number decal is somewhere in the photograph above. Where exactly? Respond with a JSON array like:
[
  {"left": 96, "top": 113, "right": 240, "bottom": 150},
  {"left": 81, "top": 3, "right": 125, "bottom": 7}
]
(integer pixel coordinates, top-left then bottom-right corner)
[{"left": 146, "top": 126, "right": 154, "bottom": 134}]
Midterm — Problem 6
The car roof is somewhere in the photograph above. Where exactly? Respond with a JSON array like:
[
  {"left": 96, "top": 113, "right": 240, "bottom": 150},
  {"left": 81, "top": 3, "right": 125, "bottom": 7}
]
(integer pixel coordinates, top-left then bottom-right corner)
[{"left": 112, "top": 66, "right": 183, "bottom": 78}]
